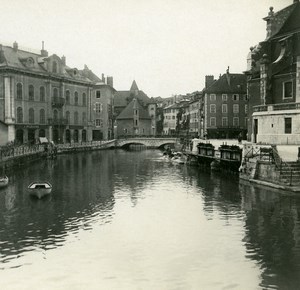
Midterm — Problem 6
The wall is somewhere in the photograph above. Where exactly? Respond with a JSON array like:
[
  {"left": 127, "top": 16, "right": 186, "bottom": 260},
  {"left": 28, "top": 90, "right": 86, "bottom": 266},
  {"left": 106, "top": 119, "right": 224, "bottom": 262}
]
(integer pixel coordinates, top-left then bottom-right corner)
[{"left": 0, "top": 122, "right": 8, "bottom": 145}]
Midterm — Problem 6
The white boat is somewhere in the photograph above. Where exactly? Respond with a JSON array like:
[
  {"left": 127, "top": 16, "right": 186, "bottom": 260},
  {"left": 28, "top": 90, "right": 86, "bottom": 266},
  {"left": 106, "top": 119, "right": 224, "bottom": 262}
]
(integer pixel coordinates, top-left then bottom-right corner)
[
  {"left": 0, "top": 176, "right": 9, "bottom": 188},
  {"left": 28, "top": 182, "right": 52, "bottom": 199}
]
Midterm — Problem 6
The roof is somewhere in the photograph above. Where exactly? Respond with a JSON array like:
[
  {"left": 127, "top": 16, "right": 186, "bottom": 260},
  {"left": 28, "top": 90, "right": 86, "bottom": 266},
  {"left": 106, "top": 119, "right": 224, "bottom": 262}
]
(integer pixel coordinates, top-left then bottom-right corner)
[
  {"left": 0, "top": 44, "right": 100, "bottom": 84},
  {"left": 114, "top": 81, "right": 150, "bottom": 108},
  {"left": 204, "top": 73, "right": 247, "bottom": 94},
  {"left": 130, "top": 80, "right": 139, "bottom": 91},
  {"left": 116, "top": 98, "right": 151, "bottom": 120}
]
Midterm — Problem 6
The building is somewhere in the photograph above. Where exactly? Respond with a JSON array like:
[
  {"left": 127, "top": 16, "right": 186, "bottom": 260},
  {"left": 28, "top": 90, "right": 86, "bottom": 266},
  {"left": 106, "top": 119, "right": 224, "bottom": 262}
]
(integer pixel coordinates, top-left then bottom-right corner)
[
  {"left": 0, "top": 42, "right": 115, "bottom": 145},
  {"left": 189, "top": 98, "right": 201, "bottom": 138},
  {"left": 203, "top": 69, "right": 247, "bottom": 139},
  {"left": 114, "top": 81, "right": 156, "bottom": 137},
  {"left": 245, "top": 1, "right": 300, "bottom": 144},
  {"left": 163, "top": 100, "right": 190, "bottom": 136}
]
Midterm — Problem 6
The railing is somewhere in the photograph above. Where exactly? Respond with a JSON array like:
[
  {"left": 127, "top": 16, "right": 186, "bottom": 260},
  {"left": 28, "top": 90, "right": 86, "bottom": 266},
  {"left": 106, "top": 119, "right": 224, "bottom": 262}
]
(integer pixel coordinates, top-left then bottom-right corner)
[
  {"left": 253, "top": 102, "right": 300, "bottom": 113},
  {"left": 48, "top": 118, "right": 68, "bottom": 125},
  {"left": 51, "top": 97, "right": 65, "bottom": 108},
  {"left": 270, "top": 145, "right": 294, "bottom": 186},
  {"left": 0, "top": 144, "right": 44, "bottom": 161}
]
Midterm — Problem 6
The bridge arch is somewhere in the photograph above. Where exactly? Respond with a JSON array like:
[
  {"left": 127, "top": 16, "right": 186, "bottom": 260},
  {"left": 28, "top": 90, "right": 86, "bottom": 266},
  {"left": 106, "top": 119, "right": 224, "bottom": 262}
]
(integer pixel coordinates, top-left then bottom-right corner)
[{"left": 115, "top": 138, "right": 177, "bottom": 149}]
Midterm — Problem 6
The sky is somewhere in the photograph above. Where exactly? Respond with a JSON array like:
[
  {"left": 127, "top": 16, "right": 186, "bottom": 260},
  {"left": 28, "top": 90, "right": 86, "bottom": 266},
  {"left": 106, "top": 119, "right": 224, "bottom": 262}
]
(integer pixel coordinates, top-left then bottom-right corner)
[{"left": 0, "top": 0, "right": 293, "bottom": 98}]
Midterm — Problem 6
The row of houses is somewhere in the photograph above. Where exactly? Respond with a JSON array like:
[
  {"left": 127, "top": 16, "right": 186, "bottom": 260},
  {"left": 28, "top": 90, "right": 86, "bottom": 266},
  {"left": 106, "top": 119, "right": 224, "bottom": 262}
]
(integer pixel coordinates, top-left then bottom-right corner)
[
  {"left": 1, "top": 1, "right": 299, "bottom": 145},
  {"left": 161, "top": 0, "right": 300, "bottom": 145}
]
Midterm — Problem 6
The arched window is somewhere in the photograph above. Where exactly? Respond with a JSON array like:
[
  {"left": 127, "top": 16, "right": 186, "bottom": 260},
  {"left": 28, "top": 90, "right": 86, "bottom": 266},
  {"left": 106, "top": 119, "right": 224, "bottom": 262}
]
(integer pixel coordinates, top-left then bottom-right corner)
[
  {"left": 66, "top": 111, "right": 70, "bottom": 124},
  {"left": 17, "top": 107, "right": 23, "bottom": 123},
  {"left": 40, "top": 86, "right": 45, "bottom": 102},
  {"left": 53, "top": 87, "right": 58, "bottom": 98},
  {"left": 82, "top": 112, "right": 86, "bottom": 125},
  {"left": 82, "top": 93, "right": 87, "bottom": 106},
  {"left": 52, "top": 61, "right": 57, "bottom": 73},
  {"left": 29, "top": 108, "right": 35, "bottom": 124},
  {"left": 66, "top": 90, "right": 70, "bottom": 104},
  {"left": 17, "top": 83, "right": 23, "bottom": 100},
  {"left": 74, "top": 111, "right": 78, "bottom": 125},
  {"left": 53, "top": 109, "right": 58, "bottom": 120},
  {"left": 40, "top": 109, "right": 45, "bottom": 124},
  {"left": 74, "top": 91, "right": 78, "bottom": 106},
  {"left": 28, "top": 85, "right": 34, "bottom": 101}
]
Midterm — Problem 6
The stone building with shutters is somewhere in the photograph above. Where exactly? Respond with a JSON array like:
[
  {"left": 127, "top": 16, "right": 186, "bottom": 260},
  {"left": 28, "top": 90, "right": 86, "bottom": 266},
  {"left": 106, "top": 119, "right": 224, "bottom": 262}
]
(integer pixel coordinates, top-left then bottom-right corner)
[
  {"left": 0, "top": 41, "right": 115, "bottom": 145},
  {"left": 245, "top": 1, "right": 300, "bottom": 144}
]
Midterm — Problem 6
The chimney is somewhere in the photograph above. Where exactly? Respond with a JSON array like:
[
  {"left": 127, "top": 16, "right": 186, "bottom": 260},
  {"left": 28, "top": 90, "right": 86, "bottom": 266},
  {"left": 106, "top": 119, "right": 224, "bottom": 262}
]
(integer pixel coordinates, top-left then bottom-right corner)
[
  {"left": 107, "top": 76, "right": 114, "bottom": 87},
  {"left": 264, "top": 7, "right": 276, "bottom": 38},
  {"left": 0, "top": 45, "right": 5, "bottom": 63},
  {"left": 41, "top": 41, "right": 48, "bottom": 57},
  {"left": 102, "top": 73, "right": 105, "bottom": 83},
  {"left": 226, "top": 66, "right": 231, "bottom": 86},
  {"left": 13, "top": 41, "right": 18, "bottom": 51},
  {"left": 61, "top": 55, "right": 66, "bottom": 65},
  {"left": 205, "top": 75, "right": 214, "bottom": 88}
]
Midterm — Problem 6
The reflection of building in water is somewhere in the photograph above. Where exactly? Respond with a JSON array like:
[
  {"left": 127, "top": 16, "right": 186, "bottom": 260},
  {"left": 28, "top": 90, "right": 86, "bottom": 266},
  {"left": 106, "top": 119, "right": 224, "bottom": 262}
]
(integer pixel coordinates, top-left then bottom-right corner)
[{"left": 240, "top": 181, "right": 300, "bottom": 289}]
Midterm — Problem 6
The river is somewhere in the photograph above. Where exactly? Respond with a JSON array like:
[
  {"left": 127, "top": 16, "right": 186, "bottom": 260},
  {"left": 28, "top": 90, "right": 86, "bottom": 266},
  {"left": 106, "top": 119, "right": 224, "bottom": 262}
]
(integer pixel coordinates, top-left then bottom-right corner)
[{"left": 0, "top": 149, "right": 300, "bottom": 290}]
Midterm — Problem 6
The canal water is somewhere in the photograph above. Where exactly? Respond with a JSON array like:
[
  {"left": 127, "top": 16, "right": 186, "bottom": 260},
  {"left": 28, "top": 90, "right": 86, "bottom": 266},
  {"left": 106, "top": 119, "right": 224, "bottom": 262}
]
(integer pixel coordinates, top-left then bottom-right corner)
[{"left": 1, "top": 149, "right": 300, "bottom": 290}]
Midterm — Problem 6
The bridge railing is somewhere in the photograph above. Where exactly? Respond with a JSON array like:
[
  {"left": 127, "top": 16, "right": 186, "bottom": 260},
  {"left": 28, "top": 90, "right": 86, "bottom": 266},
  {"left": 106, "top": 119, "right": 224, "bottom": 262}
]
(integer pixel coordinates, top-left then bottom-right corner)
[{"left": 117, "top": 135, "right": 180, "bottom": 139}]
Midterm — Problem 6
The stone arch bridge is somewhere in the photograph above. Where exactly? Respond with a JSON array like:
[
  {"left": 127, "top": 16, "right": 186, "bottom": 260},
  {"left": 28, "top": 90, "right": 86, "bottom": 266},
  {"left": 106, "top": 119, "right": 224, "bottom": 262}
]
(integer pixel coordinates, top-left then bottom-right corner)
[{"left": 114, "top": 137, "right": 177, "bottom": 149}]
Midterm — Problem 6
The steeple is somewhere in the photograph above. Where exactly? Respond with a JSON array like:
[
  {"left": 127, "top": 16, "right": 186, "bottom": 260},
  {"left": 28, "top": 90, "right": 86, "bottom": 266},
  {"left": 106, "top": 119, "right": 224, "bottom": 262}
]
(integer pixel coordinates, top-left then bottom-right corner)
[{"left": 130, "top": 80, "right": 139, "bottom": 91}]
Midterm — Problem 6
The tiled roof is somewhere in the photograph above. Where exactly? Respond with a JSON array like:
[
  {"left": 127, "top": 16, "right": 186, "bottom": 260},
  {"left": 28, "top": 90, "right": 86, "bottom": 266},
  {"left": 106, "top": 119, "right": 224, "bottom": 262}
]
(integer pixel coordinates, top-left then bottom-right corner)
[
  {"left": 0, "top": 44, "right": 97, "bottom": 83},
  {"left": 275, "top": 2, "right": 300, "bottom": 36},
  {"left": 130, "top": 80, "right": 139, "bottom": 91},
  {"left": 205, "top": 73, "right": 247, "bottom": 94},
  {"left": 114, "top": 88, "right": 150, "bottom": 108},
  {"left": 116, "top": 98, "right": 151, "bottom": 120}
]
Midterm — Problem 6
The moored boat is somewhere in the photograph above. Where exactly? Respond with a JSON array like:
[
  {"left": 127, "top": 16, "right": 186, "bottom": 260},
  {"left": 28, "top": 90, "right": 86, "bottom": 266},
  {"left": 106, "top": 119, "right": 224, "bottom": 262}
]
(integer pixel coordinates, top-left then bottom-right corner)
[
  {"left": 0, "top": 176, "right": 9, "bottom": 189},
  {"left": 28, "top": 182, "right": 52, "bottom": 199}
]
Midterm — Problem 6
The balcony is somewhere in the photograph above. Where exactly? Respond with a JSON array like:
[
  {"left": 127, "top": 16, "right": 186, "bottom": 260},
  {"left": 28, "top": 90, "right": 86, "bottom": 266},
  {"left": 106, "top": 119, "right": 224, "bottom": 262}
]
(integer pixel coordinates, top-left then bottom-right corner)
[
  {"left": 51, "top": 97, "right": 65, "bottom": 108},
  {"left": 253, "top": 102, "right": 300, "bottom": 113},
  {"left": 48, "top": 118, "right": 67, "bottom": 126}
]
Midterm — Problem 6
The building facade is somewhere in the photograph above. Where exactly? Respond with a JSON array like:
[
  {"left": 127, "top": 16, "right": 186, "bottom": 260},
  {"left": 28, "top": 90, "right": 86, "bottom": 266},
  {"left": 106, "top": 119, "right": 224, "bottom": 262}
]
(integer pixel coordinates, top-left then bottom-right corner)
[
  {"left": 204, "top": 70, "right": 247, "bottom": 139},
  {"left": 245, "top": 1, "right": 300, "bottom": 144},
  {"left": 0, "top": 42, "right": 115, "bottom": 145}
]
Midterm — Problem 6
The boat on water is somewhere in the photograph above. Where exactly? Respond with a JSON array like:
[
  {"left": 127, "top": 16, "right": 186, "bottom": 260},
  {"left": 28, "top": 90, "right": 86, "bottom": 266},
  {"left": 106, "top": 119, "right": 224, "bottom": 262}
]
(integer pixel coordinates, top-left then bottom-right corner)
[
  {"left": 28, "top": 182, "right": 52, "bottom": 199},
  {"left": 0, "top": 176, "right": 9, "bottom": 189}
]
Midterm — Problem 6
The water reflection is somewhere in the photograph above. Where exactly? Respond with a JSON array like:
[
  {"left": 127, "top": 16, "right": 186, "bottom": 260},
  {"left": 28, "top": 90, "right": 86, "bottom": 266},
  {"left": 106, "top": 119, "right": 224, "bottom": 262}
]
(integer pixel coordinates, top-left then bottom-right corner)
[
  {"left": 240, "top": 180, "right": 300, "bottom": 289},
  {"left": 1, "top": 149, "right": 300, "bottom": 289}
]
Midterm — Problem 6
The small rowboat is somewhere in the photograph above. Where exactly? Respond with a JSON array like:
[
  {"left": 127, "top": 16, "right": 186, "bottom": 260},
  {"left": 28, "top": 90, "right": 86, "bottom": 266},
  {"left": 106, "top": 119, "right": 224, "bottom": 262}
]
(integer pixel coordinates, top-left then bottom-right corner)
[
  {"left": 28, "top": 182, "right": 52, "bottom": 199},
  {"left": 0, "top": 176, "right": 9, "bottom": 189}
]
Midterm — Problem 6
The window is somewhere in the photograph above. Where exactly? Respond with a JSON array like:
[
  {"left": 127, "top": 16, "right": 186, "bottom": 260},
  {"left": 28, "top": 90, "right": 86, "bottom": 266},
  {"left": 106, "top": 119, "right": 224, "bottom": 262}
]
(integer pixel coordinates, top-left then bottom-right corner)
[
  {"left": 66, "top": 111, "right": 70, "bottom": 124},
  {"left": 53, "top": 109, "right": 58, "bottom": 120},
  {"left": 222, "top": 94, "right": 227, "bottom": 101},
  {"left": 210, "top": 104, "right": 216, "bottom": 113},
  {"left": 285, "top": 117, "right": 292, "bottom": 134},
  {"left": 95, "top": 103, "right": 102, "bottom": 113},
  {"left": 232, "top": 94, "right": 239, "bottom": 101},
  {"left": 244, "top": 95, "right": 248, "bottom": 101},
  {"left": 82, "top": 93, "right": 87, "bottom": 106},
  {"left": 222, "top": 104, "right": 227, "bottom": 113},
  {"left": 96, "top": 119, "right": 102, "bottom": 127},
  {"left": 74, "top": 92, "right": 78, "bottom": 105},
  {"left": 233, "top": 117, "right": 239, "bottom": 127},
  {"left": 283, "top": 81, "right": 293, "bottom": 99},
  {"left": 40, "top": 86, "right": 45, "bottom": 102},
  {"left": 96, "top": 90, "right": 101, "bottom": 98},
  {"left": 135, "top": 120, "right": 138, "bottom": 126},
  {"left": 28, "top": 85, "right": 34, "bottom": 101},
  {"left": 53, "top": 87, "right": 58, "bottom": 98},
  {"left": 52, "top": 61, "right": 57, "bottom": 73},
  {"left": 17, "top": 83, "right": 23, "bottom": 100},
  {"left": 210, "top": 117, "right": 216, "bottom": 127},
  {"left": 29, "top": 108, "right": 34, "bottom": 124},
  {"left": 39, "top": 109, "right": 45, "bottom": 124},
  {"left": 66, "top": 90, "right": 70, "bottom": 104},
  {"left": 135, "top": 110, "right": 138, "bottom": 115},
  {"left": 74, "top": 111, "right": 78, "bottom": 124},
  {"left": 17, "top": 107, "right": 23, "bottom": 123},
  {"left": 222, "top": 117, "right": 228, "bottom": 126},
  {"left": 210, "top": 94, "right": 216, "bottom": 101},
  {"left": 233, "top": 104, "right": 239, "bottom": 113}
]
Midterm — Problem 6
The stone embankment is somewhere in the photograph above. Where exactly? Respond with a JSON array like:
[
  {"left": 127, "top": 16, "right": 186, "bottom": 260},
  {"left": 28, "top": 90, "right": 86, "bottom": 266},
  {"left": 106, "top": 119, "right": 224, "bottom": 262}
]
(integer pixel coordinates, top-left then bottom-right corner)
[{"left": 0, "top": 140, "right": 116, "bottom": 171}]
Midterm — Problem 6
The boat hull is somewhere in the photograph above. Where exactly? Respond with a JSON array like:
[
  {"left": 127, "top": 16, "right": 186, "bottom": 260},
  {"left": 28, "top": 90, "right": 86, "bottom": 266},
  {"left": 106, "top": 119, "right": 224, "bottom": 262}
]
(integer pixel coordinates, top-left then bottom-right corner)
[{"left": 28, "top": 188, "right": 52, "bottom": 199}]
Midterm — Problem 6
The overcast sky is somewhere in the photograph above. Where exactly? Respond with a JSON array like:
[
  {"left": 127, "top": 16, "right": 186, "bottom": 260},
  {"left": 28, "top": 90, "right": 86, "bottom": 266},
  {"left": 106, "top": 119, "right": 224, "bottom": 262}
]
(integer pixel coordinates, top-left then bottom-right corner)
[{"left": 1, "top": 0, "right": 293, "bottom": 97}]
